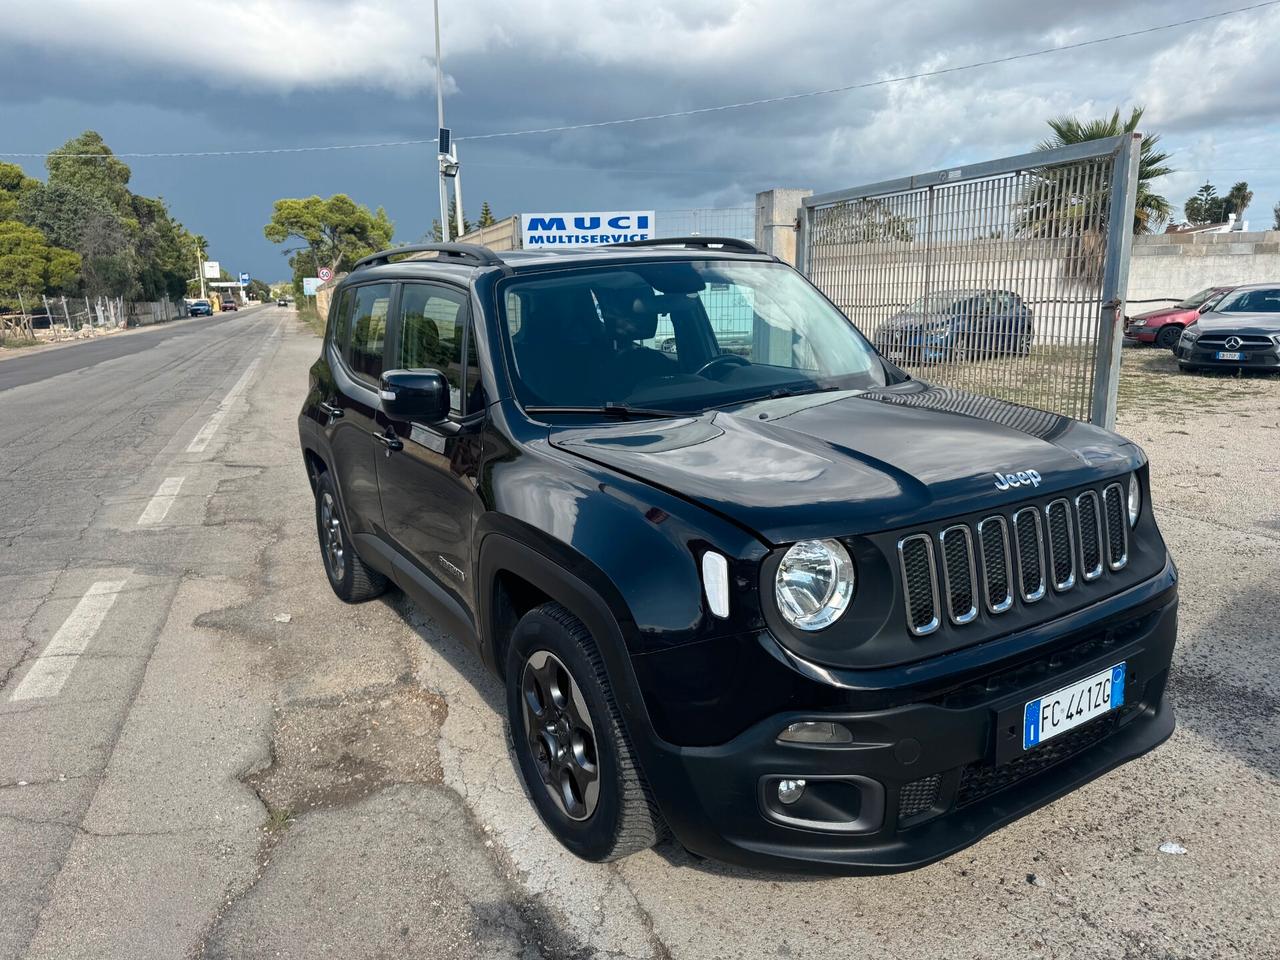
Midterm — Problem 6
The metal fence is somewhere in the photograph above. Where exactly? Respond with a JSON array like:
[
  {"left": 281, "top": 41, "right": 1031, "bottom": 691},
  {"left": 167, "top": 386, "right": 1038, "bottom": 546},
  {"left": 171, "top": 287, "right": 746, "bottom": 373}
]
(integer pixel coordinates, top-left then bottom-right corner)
[
  {"left": 654, "top": 207, "right": 755, "bottom": 242},
  {"left": 799, "top": 134, "right": 1141, "bottom": 427}
]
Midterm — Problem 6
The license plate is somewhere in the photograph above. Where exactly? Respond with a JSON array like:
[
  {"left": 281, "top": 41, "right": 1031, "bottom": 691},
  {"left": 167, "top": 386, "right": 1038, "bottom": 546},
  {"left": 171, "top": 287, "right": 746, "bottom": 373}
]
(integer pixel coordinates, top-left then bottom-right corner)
[
  {"left": 887, "top": 351, "right": 904, "bottom": 361},
  {"left": 1216, "top": 351, "right": 1245, "bottom": 360},
  {"left": 1023, "top": 663, "right": 1125, "bottom": 750}
]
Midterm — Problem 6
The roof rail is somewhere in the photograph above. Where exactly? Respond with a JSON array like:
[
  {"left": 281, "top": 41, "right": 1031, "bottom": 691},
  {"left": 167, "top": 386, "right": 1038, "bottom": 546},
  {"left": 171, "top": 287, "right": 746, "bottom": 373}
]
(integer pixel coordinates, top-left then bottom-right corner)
[
  {"left": 605, "top": 236, "right": 764, "bottom": 254},
  {"left": 352, "top": 242, "right": 503, "bottom": 270}
]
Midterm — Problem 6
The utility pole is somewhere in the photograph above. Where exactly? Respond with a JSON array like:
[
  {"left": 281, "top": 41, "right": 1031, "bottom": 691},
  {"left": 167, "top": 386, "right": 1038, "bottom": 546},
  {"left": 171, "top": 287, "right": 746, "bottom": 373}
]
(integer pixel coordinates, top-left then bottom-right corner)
[
  {"left": 434, "top": 0, "right": 450, "bottom": 242},
  {"left": 452, "top": 143, "right": 465, "bottom": 239}
]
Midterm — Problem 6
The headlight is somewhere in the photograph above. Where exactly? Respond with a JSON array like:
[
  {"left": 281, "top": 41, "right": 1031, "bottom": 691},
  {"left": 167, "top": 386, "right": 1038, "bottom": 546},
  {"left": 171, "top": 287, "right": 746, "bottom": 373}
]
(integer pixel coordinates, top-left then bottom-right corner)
[
  {"left": 1128, "top": 473, "right": 1141, "bottom": 527},
  {"left": 1181, "top": 327, "right": 1199, "bottom": 343},
  {"left": 775, "top": 539, "right": 855, "bottom": 631},
  {"left": 1130, "top": 318, "right": 1147, "bottom": 327}
]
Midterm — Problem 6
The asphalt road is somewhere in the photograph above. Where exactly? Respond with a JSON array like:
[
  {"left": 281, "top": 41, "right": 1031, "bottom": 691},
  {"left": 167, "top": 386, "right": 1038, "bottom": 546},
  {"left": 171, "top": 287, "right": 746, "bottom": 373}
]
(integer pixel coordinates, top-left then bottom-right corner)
[{"left": 0, "top": 311, "right": 1277, "bottom": 959}]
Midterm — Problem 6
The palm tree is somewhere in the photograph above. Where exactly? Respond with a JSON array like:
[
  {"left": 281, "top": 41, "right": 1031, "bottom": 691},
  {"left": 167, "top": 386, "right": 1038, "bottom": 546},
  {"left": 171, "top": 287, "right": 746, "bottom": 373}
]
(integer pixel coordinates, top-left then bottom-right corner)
[{"left": 1037, "top": 106, "right": 1172, "bottom": 234}]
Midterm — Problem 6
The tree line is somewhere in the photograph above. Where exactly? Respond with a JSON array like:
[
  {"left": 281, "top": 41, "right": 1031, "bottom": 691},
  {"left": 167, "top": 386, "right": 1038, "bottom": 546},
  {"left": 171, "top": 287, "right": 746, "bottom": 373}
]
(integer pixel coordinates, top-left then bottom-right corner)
[
  {"left": 0, "top": 131, "right": 205, "bottom": 315},
  {"left": 264, "top": 195, "right": 500, "bottom": 300}
]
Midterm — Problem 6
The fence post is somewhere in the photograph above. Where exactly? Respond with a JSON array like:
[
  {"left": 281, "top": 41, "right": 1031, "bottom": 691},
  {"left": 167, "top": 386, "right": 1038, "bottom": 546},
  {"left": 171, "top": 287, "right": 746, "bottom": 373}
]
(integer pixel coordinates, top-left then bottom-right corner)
[
  {"left": 1091, "top": 133, "right": 1142, "bottom": 430},
  {"left": 754, "top": 189, "right": 812, "bottom": 265}
]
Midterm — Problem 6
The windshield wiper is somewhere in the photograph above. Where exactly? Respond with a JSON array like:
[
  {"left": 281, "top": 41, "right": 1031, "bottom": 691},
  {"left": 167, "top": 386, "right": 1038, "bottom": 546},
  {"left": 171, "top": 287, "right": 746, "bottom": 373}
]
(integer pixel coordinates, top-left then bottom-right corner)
[
  {"left": 525, "top": 403, "right": 692, "bottom": 420},
  {"left": 709, "top": 385, "right": 843, "bottom": 409}
]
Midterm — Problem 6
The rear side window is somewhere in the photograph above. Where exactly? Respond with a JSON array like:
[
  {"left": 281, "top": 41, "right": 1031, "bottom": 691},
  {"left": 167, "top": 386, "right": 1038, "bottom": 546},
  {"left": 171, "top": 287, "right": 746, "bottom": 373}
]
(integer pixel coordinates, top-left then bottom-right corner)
[
  {"left": 347, "top": 283, "right": 392, "bottom": 383},
  {"left": 328, "top": 288, "right": 354, "bottom": 350},
  {"left": 397, "top": 284, "right": 467, "bottom": 412}
]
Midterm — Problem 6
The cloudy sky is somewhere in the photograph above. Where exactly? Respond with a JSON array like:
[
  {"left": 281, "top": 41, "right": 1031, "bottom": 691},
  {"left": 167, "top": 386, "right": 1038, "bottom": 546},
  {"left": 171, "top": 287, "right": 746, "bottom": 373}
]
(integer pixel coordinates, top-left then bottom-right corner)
[{"left": 3, "top": 0, "right": 1279, "bottom": 279}]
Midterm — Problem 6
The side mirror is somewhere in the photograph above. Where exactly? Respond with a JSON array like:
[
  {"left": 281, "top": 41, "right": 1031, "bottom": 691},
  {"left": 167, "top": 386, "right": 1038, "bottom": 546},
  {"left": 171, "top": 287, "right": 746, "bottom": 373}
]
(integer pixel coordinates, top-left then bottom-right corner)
[{"left": 379, "top": 369, "right": 450, "bottom": 423}]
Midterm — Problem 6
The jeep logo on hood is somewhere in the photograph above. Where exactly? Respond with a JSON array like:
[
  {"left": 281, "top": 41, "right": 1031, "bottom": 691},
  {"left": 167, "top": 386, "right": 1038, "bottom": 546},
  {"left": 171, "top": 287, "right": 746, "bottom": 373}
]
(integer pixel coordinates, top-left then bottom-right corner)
[{"left": 994, "top": 469, "right": 1042, "bottom": 490}]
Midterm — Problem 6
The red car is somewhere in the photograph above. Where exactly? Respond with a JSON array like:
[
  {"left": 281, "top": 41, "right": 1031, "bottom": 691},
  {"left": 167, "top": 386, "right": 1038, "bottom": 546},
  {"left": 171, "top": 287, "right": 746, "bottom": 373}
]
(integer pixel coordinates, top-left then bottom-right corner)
[{"left": 1125, "top": 286, "right": 1233, "bottom": 350}]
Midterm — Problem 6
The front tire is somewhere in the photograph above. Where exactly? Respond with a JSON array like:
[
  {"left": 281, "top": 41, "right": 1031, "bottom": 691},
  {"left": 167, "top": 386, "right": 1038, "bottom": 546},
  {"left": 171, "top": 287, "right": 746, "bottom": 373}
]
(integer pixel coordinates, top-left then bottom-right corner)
[
  {"left": 506, "top": 603, "right": 665, "bottom": 862},
  {"left": 1156, "top": 325, "right": 1182, "bottom": 350},
  {"left": 314, "top": 470, "right": 388, "bottom": 603}
]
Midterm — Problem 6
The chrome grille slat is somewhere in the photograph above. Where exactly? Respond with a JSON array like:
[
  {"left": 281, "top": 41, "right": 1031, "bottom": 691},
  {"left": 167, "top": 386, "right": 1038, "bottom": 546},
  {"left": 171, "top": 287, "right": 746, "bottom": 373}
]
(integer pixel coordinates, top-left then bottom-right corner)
[
  {"left": 898, "top": 534, "right": 941, "bottom": 636},
  {"left": 939, "top": 525, "right": 978, "bottom": 625},
  {"left": 1075, "top": 491, "right": 1104, "bottom": 581},
  {"left": 1012, "top": 507, "right": 1047, "bottom": 603},
  {"left": 1044, "top": 498, "right": 1076, "bottom": 592},
  {"left": 976, "top": 516, "right": 1013, "bottom": 614},
  {"left": 1102, "top": 483, "right": 1129, "bottom": 570}
]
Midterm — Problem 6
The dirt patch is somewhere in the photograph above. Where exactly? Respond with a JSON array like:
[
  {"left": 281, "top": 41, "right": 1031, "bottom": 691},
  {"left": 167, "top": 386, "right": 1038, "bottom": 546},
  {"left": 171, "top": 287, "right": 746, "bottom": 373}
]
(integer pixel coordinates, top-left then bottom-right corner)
[{"left": 246, "top": 681, "right": 447, "bottom": 821}]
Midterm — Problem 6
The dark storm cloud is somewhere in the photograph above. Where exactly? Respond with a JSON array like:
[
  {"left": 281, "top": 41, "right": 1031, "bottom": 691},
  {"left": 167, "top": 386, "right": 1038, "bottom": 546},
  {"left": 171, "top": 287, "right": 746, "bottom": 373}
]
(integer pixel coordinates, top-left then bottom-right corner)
[{"left": 2, "top": 0, "right": 1277, "bottom": 275}]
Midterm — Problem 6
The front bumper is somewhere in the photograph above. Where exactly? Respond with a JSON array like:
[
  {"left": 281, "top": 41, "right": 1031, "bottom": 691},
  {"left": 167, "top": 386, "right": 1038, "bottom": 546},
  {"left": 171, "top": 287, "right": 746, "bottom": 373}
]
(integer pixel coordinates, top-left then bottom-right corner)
[
  {"left": 1176, "top": 339, "right": 1280, "bottom": 369},
  {"left": 638, "top": 569, "right": 1178, "bottom": 874},
  {"left": 874, "top": 334, "right": 952, "bottom": 364},
  {"left": 1122, "top": 323, "right": 1156, "bottom": 344}
]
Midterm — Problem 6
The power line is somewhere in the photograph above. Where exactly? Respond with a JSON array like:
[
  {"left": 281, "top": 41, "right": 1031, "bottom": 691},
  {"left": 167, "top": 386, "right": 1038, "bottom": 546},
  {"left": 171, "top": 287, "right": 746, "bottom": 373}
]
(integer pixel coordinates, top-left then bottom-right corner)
[{"left": 1, "top": 0, "right": 1276, "bottom": 161}]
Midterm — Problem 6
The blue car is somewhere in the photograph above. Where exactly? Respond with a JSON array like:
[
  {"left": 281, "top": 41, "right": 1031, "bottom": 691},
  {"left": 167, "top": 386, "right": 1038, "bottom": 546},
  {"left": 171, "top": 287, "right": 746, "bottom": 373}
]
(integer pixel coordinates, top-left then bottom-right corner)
[
  {"left": 188, "top": 299, "right": 213, "bottom": 317},
  {"left": 873, "top": 289, "right": 1034, "bottom": 365}
]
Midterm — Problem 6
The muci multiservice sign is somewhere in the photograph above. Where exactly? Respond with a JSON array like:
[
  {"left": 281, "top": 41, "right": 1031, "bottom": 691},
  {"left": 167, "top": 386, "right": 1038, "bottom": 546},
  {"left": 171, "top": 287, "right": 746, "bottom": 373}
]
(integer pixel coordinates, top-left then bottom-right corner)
[{"left": 521, "top": 211, "right": 656, "bottom": 247}]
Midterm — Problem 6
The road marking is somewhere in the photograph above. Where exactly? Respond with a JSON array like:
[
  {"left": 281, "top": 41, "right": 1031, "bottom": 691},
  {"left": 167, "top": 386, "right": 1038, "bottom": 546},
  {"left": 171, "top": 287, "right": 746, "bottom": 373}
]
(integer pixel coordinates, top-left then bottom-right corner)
[
  {"left": 187, "top": 358, "right": 260, "bottom": 453},
  {"left": 137, "top": 476, "right": 185, "bottom": 526},
  {"left": 9, "top": 578, "right": 130, "bottom": 702}
]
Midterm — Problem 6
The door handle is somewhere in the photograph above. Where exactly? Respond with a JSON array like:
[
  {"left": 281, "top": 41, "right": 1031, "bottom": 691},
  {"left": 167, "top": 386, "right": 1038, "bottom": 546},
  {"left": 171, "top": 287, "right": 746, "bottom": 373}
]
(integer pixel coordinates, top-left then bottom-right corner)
[
  {"left": 319, "top": 401, "right": 344, "bottom": 419},
  {"left": 372, "top": 429, "right": 403, "bottom": 452}
]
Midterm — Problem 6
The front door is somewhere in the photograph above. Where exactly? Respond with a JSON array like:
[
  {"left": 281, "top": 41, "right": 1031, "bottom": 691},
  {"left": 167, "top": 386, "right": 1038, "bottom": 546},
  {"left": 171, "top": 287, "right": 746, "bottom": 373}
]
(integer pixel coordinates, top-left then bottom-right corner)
[
  {"left": 323, "top": 282, "right": 394, "bottom": 537},
  {"left": 376, "top": 281, "right": 485, "bottom": 622}
]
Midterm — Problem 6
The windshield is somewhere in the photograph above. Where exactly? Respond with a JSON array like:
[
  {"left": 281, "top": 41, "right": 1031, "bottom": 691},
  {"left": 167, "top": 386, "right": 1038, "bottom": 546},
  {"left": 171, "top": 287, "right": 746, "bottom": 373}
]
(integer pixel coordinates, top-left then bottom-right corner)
[
  {"left": 1175, "top": 287, "right": 1223, "bottom": 309},
  {"left": 499, "top": 260, "right": 887, "bottom": 412},
  {"left": 1213, "top": 287, "right": 1280, "bottom": 313},
  {"left": 904, "top": 291, "right": 966, "bottom": 313}
]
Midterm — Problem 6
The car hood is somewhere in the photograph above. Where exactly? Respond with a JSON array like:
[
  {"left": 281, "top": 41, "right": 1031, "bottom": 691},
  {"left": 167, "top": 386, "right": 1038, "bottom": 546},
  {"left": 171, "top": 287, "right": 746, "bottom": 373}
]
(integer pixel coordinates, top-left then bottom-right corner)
[
  {"left": 1194, "top": 311, "right": 1280, "bottom": 334},
  {"left": 549, "top": 382, "right": 1140, "bottom": 544},
  {"left": 1133, "top": 305, "right": 1196, "bottom": 323}
]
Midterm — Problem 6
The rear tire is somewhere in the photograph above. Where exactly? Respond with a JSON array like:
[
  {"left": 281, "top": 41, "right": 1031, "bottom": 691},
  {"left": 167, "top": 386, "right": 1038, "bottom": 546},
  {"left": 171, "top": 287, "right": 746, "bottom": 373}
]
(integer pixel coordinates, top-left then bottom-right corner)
[
  {"left": 506, "top": 603, "right": 665, "bottom": 862},
  {"left": 1156, "top": 325, "right": 1182, "bottom": 350},
  {"left": 314, "top": 470, "right": 388, "bottom": 603}
]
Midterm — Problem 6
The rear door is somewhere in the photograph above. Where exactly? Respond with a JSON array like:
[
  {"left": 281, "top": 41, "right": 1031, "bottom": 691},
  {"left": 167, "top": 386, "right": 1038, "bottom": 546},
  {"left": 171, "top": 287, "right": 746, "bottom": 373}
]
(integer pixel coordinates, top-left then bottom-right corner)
[
  {"left": 325, "top": 281, "right": 394, "bottom": 537},
  {"left": 375, "top": 280, "right": 485, "bottom": 621}
]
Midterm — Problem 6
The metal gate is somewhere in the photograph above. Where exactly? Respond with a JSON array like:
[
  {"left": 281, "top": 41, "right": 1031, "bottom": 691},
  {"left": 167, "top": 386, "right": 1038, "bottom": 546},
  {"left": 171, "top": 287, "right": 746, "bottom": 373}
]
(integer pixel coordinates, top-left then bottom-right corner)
[{"left": 799, "top": 134, "right": 1141, "bottom": 427}]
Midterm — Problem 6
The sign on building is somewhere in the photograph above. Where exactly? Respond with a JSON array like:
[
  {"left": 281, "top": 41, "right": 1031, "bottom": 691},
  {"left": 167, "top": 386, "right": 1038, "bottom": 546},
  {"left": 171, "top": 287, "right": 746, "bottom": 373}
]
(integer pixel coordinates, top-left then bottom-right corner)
[
  {"left": 521, "top": 211, "right": 656, "bottom": 248},
  {"left": 302, "top": 277, "right": 323, "bottom": 296},
  {"left": 203, "top": 260, "right": 221, "bottom": 278}
]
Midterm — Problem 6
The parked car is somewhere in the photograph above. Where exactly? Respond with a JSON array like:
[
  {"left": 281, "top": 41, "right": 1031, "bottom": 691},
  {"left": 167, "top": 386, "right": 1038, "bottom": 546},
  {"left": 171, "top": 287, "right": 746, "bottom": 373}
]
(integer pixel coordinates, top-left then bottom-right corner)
[
  {"left": 299, "top": 238, "right": 1176, "bottom": 874},
  {"left": 872, "top": 289, "right": 1033, "bottom": 364},
  {"left": 1175, "top": 283, "right": 1280, "bottom": 373},
  {"left": 277, "top": 297, "right": 289, "bottom": 307},
  {"left": 188, "top": 299, "right": 213, "bottom": 317},
  {"left": 219, "top": 296, "right": 238, "bottom": 312},
  {"left": 1124, "top": 286, "right": 1233, "bottom": 350}
]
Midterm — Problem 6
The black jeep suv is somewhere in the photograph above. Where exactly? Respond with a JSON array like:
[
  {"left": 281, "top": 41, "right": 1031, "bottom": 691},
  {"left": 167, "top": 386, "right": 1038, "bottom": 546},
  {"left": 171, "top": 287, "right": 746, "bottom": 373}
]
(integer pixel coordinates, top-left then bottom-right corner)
[{"left": 298, "top": 238, "right": 1177, "bottom": 874}]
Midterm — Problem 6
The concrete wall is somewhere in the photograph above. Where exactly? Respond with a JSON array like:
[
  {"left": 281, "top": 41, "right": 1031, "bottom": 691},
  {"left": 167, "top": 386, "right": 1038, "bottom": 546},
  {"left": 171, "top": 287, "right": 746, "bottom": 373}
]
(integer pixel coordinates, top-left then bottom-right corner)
[
  {"left": 1126, "top": 231, "right": 1280, "bottom": 306},
  {"left": 456, "top": 216, "right": 521, "bottom": 251}
]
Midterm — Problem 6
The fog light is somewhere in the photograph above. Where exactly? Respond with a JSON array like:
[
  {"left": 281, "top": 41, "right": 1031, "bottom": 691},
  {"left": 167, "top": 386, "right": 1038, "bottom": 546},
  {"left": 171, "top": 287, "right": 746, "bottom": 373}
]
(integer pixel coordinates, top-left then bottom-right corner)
[
  {"left": 779, "top": 721, "right": 854, "bottom": 744},
  {"left": 777, "top": 779, "right": 806, "bottom": 805}
]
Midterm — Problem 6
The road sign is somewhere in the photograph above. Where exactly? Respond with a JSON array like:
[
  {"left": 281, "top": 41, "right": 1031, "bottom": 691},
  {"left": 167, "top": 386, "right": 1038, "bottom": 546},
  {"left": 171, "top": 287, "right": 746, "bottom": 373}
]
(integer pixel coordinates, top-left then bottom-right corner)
[
  {"left": 239, "top": 272, "right": 250, "bottom": 286},
  {"left": 318, "top": 267, "right": 333, "bottom": 283},
  {"left": 303, "top": 277, "right": 322, "bottom": 296},
  {"left": 203, "top": 260, "right": 220, "bottom": 279}
]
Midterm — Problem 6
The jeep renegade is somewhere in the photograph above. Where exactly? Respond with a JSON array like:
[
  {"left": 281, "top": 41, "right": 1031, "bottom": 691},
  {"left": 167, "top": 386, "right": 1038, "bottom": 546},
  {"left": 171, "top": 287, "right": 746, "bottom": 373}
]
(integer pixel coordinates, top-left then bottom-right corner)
[{"left": 297, "top": 238, "right": 1177, "bottom": 874}]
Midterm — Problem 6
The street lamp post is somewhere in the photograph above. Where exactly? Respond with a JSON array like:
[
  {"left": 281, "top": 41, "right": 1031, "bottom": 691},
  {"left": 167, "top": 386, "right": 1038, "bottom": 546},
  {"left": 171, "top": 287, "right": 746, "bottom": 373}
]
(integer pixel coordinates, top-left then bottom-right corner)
[{"left": 434, "top": 0, "right": 450, "bottom": 243}]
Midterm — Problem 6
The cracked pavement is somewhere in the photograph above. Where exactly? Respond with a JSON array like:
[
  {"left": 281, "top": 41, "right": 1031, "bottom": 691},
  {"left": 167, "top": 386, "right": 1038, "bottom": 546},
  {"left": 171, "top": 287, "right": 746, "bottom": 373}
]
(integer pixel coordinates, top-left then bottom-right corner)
[{"left": 0, "top": 310, "right": 1277, "bottom": 958}]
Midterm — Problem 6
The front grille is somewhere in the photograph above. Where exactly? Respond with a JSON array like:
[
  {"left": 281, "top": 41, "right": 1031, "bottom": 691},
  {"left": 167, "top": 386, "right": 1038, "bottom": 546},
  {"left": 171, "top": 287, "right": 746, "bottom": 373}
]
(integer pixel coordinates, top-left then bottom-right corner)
[
  {"left": 896, "top": 480, "right": 1135, "bottom": 635},
  {"left": 1196, "top": 334, "right": 1273, "bottom": 347},
  {"left": 1102, "top": 483, "right": 1128, "bottom": 570},
  {"left": 897, "top": 773, "right": 942, "bottom": 821},
  {"left": 939, "top": 525, "right": 978, "bottom": 625},
  {"left": 955, "top": 708, "right": 1131, "bottom": 808},
  {"left": 898, "top": 534, "right": 941, "bottom": 636},
  {"left": 1076, "top": 491, "right": 1103, "bottom": 581},
  {"left": 1045, "top": 499, "right": 1076, "bottom": 591}
]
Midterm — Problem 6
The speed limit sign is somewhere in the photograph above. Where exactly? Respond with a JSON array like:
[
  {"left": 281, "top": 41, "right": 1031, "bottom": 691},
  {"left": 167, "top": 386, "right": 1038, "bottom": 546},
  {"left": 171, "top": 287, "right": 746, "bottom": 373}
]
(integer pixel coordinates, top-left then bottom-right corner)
[{"left": 318, "top": 267, "right": 333, "bottom": 282}]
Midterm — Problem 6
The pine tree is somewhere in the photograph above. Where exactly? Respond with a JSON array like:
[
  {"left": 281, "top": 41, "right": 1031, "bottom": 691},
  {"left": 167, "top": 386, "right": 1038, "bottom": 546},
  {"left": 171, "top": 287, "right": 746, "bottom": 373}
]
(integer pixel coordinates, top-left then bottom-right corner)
[{"left": 477, "top": 201, "right": 497, "bottom": 228}]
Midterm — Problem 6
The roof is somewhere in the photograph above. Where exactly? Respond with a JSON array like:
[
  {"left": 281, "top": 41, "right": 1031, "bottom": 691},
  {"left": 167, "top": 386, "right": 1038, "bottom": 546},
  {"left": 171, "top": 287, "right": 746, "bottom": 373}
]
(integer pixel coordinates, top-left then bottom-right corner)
[{"left": 342, "top": 238, "right": 774, "bottom": 283}]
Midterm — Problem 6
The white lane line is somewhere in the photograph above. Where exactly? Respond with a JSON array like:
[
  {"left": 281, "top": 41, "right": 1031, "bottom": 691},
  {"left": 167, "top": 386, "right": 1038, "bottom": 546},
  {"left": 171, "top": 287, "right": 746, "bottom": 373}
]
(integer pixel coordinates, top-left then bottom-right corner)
[
  {"left": 9, "top": 578, "right": 131, "bottom": 702},
  {"left": 186, "top": 358, "right": 260, "bottom": 453},
  {"left": 137, "top": 476, "right": 185, "bottom": 526}
]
